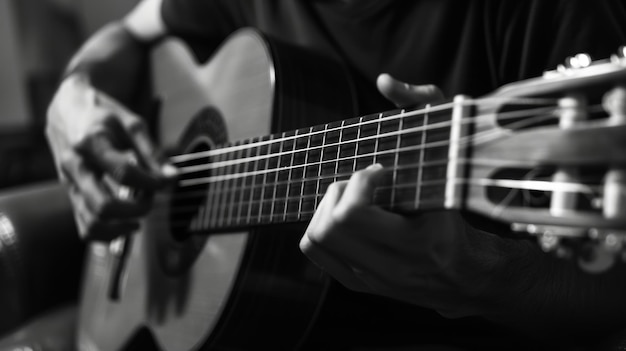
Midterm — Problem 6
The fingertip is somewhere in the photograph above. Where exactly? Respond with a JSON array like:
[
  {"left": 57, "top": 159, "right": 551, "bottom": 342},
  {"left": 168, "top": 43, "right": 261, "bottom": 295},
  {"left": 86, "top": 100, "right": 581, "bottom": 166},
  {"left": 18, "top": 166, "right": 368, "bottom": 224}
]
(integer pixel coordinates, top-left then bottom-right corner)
[
  {"left": 376, "top": 73, "right": 395, "bottom": 95},
  {"left": 365, "top": 163, "right": 383, "bottom": 171},
  {"left": 363, "top": 163, "right": 385, "bottom": 183}
]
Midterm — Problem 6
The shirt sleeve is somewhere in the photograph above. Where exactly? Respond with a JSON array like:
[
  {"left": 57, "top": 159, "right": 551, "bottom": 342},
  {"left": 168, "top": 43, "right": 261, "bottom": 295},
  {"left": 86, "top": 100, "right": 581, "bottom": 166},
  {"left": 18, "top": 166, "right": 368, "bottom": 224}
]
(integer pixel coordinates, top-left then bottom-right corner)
[{"left": 160, "top": 0, "right": 239, "bottom": 41}]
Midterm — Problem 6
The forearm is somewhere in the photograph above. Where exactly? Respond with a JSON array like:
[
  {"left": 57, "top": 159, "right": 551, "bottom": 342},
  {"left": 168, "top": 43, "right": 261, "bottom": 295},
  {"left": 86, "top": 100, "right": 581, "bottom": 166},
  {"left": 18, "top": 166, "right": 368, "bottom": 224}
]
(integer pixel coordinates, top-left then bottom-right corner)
[{"left": 64, "top": 22, "right": 149, "bottom": 105}]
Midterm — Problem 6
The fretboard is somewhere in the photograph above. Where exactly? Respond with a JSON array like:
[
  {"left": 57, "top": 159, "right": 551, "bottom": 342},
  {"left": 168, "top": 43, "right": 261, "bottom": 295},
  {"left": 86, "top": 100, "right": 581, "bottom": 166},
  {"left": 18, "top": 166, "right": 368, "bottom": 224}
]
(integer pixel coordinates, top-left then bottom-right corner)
[{"left": 173, "top": 99, "right": 468, "bottom": 233}]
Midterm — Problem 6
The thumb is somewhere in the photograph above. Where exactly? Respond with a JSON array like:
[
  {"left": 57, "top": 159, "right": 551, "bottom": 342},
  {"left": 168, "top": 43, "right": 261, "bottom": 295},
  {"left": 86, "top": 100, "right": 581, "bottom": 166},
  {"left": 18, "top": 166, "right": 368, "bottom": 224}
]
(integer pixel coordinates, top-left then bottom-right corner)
[{"left": 377, "top": 73, "right": 443, "bottom": 108}]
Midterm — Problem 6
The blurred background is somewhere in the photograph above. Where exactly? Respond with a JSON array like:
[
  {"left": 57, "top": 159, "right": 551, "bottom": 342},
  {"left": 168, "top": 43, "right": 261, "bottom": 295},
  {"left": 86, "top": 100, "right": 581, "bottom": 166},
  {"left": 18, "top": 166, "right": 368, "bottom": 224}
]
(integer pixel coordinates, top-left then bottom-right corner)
[
  {"left": 0, "top": 0, "right": 139, "bottom": 345},
  {"left": 0, "top": 0, "right": 138, "bottom": 190}
]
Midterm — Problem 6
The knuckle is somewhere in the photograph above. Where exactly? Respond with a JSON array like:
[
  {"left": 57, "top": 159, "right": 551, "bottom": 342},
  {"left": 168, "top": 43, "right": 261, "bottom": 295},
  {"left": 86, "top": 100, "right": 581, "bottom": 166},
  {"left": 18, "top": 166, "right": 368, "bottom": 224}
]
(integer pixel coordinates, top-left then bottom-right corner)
[
  {"left": 331, "top": 202, "right": 357, "bottom": 225},
  {"left": 351, "top": 169, "right": 371, "bottom": 186}
]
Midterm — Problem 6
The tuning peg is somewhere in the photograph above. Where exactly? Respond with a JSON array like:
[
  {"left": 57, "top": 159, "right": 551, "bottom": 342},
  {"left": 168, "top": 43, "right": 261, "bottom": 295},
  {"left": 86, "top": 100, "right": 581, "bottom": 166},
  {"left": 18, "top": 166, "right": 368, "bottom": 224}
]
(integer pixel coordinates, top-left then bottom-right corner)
[
  {"left": 610, "top": 46, "right": 626, "bottom": 65},
  {"left": 557, "top": 53, "right": 592, "bottom": 73}
]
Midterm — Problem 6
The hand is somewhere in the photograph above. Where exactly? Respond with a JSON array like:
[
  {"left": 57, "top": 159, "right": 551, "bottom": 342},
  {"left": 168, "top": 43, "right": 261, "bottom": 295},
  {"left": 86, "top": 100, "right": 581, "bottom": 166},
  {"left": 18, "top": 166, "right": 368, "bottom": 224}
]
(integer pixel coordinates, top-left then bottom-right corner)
[
  {"left": 299, "top": 74, "right": 498, "bottom": 317},
  {"left": 46, "top": 75, "right": 177, "bottom": 241}
]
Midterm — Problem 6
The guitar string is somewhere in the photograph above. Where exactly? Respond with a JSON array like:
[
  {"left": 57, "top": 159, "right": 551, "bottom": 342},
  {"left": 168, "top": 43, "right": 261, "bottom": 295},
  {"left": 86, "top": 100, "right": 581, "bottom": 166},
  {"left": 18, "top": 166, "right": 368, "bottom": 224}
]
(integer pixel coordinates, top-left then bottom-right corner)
[
  {"left": 169, "top": 96, "right": 560, "bottom": 164},
  {"left": 174, "top": 104, "right": 548, "bottom": 176},
  {"left": 172, "top": 108, "right": 560, "bottom": 189},
  {"left": 156, "top": 105, "right": 581, "bottom": 222},
  {"left": 162, "top": 172, "right": 600, "bottom": 217},
  {"left": 170, "top": 102, "right": 604, "bottom": 183},
  {"left": 152, "top": 176, "right": 602, "bottom": 229},
  {"left": 135, "top": 100, "right": 604, "bottom": 229}
]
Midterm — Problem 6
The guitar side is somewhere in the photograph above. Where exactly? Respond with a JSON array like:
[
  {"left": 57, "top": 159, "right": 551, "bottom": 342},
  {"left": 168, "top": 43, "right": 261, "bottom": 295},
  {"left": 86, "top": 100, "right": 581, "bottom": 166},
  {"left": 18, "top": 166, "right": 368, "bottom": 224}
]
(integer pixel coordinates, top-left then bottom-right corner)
[{"left": 77, "top": 29, "right": 358, "bottom": 351}]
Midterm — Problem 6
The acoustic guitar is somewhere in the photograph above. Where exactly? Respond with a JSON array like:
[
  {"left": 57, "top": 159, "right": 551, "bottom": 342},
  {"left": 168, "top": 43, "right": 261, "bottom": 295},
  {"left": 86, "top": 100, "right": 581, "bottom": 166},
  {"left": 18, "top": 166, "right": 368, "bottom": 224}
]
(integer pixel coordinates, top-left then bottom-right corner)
[{"left": 76, "top": 28, "right": 626, "bottom": 350}]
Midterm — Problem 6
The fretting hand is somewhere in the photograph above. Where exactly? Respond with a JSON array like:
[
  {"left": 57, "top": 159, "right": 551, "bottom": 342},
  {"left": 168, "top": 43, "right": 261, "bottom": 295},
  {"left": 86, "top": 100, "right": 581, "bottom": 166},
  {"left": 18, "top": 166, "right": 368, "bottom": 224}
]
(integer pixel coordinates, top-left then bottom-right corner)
[{"left": 299, "top": 74, "right": 503, "bottom": 317}]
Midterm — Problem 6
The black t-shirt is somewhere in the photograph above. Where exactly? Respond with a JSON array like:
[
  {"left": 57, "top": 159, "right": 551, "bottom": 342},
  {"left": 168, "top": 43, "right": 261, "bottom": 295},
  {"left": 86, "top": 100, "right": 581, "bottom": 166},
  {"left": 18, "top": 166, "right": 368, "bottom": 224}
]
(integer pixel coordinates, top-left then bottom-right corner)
[{"left": 161, "top": 0, "right": 626, "bottom": 113}]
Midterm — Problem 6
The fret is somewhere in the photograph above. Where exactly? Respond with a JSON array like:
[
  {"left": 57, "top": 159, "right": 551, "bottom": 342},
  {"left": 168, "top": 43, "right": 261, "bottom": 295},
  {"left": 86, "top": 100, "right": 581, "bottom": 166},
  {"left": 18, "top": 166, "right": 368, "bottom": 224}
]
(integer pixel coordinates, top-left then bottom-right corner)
[
  {"left": 391, "top": 110, "right": 404, "bottom": 208},
  {"left": 353, "top": 117, "right": 363, "bottom": 173},
  {"left": 218, "top": 147, "right": 234, "bottom": 227},
  {"left": 283, "top": 129, "right": 300, "bottom": 222},
  {"left": 395, "top": 105, "right": 427, "bottom": 211},
  {"left": 338, "top": 118, "right": 358, "bottom": 181},
  {"left": 258, "top": 135, "right": 275, "bottom": 224},
  {"left": 415, "top": 105, "right": 429, "bottom": 209},
  {"left": 208, "top": 151, "right": 226, "bottom": 229},
  {"left": 302, "top": 124, "right": 325, "bottom": 216},
  {"left": 272, "top": 132, "right": 291, "bottom": 222},
  {"left": 319, "top": 121, "right": 341, "bottom": 199},
  {"left": 236, "top": 139, "right": 252, "bottom": 225},
  {"left": 355, "top": 113, "right": 379, "bottom": 171},
  {"left": 225, "top": 142, "right": 242, "bottom": 226},
  {"left": 420, "top": 103, "right": 453, "bottom": 209},
  {"left": 299, "top": 126, "right": 315, "bottom": 219},
  {"left": 374, "top": 111, "right": 400, "bottom": 208},
  {"left": 333, "top": 120, "right": 345, "bottom": 182},
  {"left": 249, "top": 136, "right": 264, "bottom": 225}
]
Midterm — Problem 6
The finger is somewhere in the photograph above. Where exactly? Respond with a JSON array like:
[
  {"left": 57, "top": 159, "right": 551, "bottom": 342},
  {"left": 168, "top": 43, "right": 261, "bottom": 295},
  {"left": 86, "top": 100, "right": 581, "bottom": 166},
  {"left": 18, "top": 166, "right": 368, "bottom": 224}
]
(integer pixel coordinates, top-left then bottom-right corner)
[
  {"left": 77, "top": 126, "right": 164, "bottom": 190},
  {"left": 334, "top": 163, "right": 385, "bottom": 220},
  {"left": 69, "top": 188, "right": 140, "bottom": 241},
  {"left": 376, "top": 73, "right": 444, "bottom": 108},
  {"left": 306, "top": 181, "right": 348, "bottom": 239},
  {"left": 96, "top": 93, "right": 178, "bottom": 182},
  {"left": 61, "top": 152, "right": 151, "bottom": 219},
  {"left": 299, "top": 233, "right": 370, "bottom": 293}
]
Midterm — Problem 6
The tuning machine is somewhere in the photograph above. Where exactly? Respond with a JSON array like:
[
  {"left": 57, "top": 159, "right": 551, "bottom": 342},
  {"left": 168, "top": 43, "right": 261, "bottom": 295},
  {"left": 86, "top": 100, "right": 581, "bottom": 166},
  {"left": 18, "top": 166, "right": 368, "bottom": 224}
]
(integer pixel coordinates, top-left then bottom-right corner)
[{"left": 512, "top": 223, "right": 626, "bottom": 273}]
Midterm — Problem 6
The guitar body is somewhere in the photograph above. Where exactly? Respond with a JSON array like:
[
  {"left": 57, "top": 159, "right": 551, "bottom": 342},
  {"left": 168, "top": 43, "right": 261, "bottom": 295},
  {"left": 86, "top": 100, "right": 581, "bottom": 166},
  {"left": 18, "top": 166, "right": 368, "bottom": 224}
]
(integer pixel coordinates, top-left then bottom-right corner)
[{"left": 78, "top": 29, "right": 358, "bottom": 351}]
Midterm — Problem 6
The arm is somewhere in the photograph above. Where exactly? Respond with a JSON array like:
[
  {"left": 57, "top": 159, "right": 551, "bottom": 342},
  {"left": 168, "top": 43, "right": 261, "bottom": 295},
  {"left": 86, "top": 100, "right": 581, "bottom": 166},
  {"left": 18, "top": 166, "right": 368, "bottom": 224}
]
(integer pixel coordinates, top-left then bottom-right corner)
[{"left": 46, "top": 0, "right": 177, "bottom": 241}]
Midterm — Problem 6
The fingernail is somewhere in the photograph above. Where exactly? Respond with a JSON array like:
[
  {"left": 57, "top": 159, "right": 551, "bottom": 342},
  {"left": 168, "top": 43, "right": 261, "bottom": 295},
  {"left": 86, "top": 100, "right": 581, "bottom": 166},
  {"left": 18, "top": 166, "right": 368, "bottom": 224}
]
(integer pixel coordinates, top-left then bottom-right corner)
[
  {"left": 366, "top": 163, "right": 383, "bottom": 171},
  {"left": 161, "top": 163, "right": 179, "bottom": 177}
]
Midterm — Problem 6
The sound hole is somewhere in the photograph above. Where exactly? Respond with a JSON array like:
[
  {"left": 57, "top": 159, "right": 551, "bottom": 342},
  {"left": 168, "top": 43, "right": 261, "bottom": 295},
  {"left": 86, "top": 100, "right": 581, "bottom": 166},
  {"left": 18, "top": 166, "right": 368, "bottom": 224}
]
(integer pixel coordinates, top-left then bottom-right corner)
[{"left": 157, "top": 107, "right": 228, "bottom": 276}]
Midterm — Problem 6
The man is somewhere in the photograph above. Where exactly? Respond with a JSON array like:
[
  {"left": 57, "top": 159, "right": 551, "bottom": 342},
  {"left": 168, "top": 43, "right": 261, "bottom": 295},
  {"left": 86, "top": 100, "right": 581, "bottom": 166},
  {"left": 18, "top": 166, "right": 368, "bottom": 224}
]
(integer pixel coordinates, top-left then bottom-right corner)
[{"left": 46, "top": 0, "right": 626, "bottom": 349}]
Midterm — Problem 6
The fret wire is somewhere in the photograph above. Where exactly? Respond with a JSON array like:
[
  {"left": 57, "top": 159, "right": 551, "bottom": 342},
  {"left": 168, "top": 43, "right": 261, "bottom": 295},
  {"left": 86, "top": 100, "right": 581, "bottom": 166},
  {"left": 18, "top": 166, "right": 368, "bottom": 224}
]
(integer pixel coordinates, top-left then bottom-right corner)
[
  {"left": 269, "top": 132, "right": 285, "bottom": 221},
  {"left": 221, "top": 150, "right": 233, "bottom": 227},
  {"left": 236, "top": 142, "right": 251, "bottom": 225},
  {"left": 207, "top": 153, "right": 223, "bottom": 228},
  {"left": 314, "top": 124, "right": 329, "bottom": 211},
  {"left": 257, "top": 135, "right": 273, "bottom": 223},
  {"left": 246, "top": 138, "right": 260, "bottom": 225},
  {"left": 334, "top": 120, "right": 345, "bottom": 182},
  {"left": 217, "top": 151, "right": 230, "bottom": 227},
  {"left": 226, "top": 145, "right": 240, "bottom": 226},
  {"left": 374, "top": 113, "right": 382, "bottom": 165},
  {"left": 391, "top": 110, "right": 404, "bottom": 208},
  {"left": 353, "top": 117, "right": 363, "bottom": 173},
  {"left": 283, "top": 129, "right": 298, "bottom": 221},
  {"left": 416, "top": 104, "right": 429, "bottom": 209},
  {"left": 298, "top": 126, "right": 313, "bottom": 220}
]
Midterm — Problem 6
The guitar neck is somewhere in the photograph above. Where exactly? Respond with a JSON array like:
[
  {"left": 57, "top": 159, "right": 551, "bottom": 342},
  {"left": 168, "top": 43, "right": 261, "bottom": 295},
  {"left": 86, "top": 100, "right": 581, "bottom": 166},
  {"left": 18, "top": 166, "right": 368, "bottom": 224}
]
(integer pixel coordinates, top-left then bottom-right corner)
[{"left": 173, "top": 97, "right": 471, "bottom": 233}]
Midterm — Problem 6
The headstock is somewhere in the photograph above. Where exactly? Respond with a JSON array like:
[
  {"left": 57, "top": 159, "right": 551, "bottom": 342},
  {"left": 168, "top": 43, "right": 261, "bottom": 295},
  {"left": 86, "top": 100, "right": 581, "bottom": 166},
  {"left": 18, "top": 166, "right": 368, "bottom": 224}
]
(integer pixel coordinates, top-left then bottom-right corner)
[{"left": 463, "top": 49, "right": 626, "bottom": 272}]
